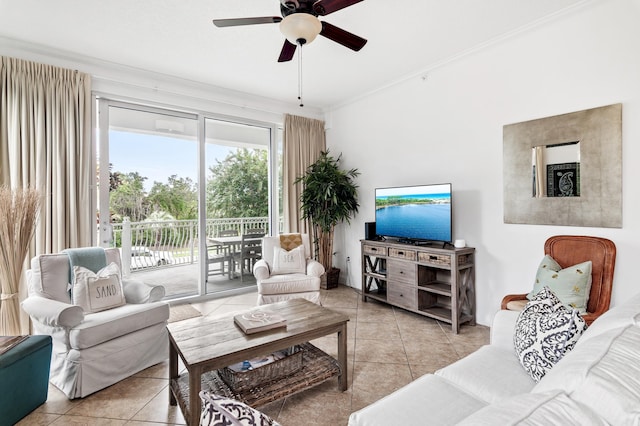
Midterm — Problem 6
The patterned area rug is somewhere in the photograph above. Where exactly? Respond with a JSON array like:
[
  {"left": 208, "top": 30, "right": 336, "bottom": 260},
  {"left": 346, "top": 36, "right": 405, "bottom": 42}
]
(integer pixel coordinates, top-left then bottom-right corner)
[{"left": 168, "top": 304, "right": 202, "bottom": 323}]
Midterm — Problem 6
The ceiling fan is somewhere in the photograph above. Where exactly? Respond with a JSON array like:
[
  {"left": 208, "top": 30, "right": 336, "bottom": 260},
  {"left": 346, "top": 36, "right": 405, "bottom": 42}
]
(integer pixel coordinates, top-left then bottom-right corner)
[{"left": 212, "top": 0, "right": 367, "bottom": 62}]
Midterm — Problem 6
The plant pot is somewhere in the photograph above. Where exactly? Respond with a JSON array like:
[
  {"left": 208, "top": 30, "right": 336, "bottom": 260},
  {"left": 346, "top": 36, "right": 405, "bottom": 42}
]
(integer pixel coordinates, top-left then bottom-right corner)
[{"left": 321, "top": 267, "right": 340, "bottom": 290}]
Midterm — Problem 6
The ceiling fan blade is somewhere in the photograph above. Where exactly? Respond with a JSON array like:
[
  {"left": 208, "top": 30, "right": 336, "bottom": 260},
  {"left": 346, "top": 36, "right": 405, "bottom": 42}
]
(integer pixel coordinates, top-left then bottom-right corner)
[
  {"left": 320, "top": 21, "right": 367, "bottom": 51},
  {"left": 278, "top": 40, "right": 297, "bottom": 62},
  {"left": 212, "top": 17, "right": 282, "bottom": 27},
  {"left": 313, "top": 0, "right": 364, "bottom": 16}
]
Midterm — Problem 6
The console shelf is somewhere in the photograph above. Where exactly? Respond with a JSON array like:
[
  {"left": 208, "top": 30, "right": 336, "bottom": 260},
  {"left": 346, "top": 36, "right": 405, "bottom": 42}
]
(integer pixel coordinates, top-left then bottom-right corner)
[{"left": 361, "top": 240, "right": 476, "bottom": 333}]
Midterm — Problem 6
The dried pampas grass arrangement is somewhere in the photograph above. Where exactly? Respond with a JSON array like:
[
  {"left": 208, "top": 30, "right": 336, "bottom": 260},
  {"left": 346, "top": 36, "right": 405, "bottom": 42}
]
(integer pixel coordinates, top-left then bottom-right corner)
[{"left": 0, "top": 186, "right": 41, "bottom": 335}]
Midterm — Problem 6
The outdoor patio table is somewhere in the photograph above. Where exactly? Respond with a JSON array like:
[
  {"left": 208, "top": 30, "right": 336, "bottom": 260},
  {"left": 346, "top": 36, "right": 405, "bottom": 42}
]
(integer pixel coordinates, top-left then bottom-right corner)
[{"left": 207, "top": 235, "right": 263, "bottom": 277}]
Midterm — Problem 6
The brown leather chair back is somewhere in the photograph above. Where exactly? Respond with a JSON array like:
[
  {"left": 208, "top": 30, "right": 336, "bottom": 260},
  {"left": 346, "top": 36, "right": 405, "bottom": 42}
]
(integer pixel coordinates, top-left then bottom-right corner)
[{"left": 544, "top": 235, "right": 616, "bottom": 319}]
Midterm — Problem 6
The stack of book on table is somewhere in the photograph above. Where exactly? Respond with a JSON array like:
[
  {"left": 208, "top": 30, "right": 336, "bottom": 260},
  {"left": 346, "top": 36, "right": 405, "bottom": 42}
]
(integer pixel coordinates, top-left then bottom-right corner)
[{"left": 233, "top": 309, "right": 287, "bottom": 335}]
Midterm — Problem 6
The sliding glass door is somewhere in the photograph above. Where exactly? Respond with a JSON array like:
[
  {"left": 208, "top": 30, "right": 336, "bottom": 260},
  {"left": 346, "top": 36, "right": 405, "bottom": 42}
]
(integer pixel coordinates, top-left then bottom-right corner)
[
  {"left": 203, "top": 118, "right": 271, "bottom": 294},
  {"left": 96, "top": 99, "right": 280, "bottom": 300}
]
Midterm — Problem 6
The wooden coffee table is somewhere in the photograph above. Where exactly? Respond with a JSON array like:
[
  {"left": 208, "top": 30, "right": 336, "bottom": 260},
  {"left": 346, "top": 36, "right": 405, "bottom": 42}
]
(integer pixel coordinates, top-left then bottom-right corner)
[{"left": 167, "top": 298, "right": 349, "bottom": 425}]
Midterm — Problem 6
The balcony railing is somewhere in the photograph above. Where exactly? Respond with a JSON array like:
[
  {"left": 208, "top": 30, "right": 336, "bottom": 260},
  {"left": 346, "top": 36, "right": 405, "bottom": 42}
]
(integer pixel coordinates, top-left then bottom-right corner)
[{"left": 109, "top": 217, "right": 269, "bottom": 276}]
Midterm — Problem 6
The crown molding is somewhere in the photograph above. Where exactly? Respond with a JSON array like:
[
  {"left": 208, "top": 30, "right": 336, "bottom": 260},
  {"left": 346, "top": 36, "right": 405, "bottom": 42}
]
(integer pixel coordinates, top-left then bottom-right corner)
[{"left": 0, "top": 36, "right": 325, "bottom": 122}]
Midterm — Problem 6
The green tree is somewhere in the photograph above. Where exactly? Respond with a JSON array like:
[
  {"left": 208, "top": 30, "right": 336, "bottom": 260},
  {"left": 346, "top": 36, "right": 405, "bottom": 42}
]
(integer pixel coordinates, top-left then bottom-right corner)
[
  {"left": 109, "top": 172, "right": 149, "bottom": 222},
  {"left": 109, "top": 163, "right": 123, "bottom": 191},
  {"left": 148, "top": 175, "right": 197, "bottom": 220},
  {"left": 206, "top": 148, "right": 268, "bottom": 218}
]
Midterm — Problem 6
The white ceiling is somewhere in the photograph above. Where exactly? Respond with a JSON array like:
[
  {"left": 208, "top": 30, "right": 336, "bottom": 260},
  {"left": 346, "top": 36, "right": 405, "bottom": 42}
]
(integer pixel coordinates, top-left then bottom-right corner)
[{"left": 0, "top": 0, "right": 587, "bottom": 110}]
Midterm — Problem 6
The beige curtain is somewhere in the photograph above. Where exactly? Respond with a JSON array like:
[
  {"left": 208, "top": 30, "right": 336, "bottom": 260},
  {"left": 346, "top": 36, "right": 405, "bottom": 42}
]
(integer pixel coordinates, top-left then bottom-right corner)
[
  {"left": 0, "top": 56, "right": 92, "bottom": 333},
  {"left": 282, "top": 114, "right": 326, "bottom": 233}
]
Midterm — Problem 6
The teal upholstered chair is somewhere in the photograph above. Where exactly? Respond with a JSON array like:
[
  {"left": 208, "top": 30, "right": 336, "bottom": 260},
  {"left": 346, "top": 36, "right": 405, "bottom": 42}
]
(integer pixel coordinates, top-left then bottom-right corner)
[{"left": 0, "top": 335, "right": 52, "bottom": 425}]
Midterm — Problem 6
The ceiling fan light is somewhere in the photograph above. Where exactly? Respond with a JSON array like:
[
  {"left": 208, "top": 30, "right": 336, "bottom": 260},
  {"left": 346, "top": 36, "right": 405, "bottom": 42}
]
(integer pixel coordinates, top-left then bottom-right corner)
[{"left": 279, "top": 13, "right": 322, "bottom": 45}]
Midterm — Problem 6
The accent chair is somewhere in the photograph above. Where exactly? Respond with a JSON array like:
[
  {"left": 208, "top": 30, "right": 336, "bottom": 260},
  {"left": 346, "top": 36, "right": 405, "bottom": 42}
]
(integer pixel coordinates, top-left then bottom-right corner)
[
  {"left": 501, "top": 235, "right": 616, "bottom": 325},
  {"left": 21, "top": 247, "right": 169, "bottom": 398},
  {"left": 253, "top": 234, "right": 324, "bottom": 305}
]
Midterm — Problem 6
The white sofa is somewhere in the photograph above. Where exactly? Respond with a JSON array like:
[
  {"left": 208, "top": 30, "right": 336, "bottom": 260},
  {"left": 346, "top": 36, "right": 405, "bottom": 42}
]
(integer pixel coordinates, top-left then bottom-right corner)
[
  {"left": 21, "top": 248, "right": 169, "bottom": 399},
  {"left": 349, "top": 292, "right": 640, "bottom": 425}
]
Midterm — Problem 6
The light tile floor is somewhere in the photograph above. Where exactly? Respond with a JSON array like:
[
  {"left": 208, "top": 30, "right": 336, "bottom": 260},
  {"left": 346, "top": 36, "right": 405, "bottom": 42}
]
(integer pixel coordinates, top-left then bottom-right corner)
[{"left": 18, "top": 285, "right": 489, "bottom": 426}]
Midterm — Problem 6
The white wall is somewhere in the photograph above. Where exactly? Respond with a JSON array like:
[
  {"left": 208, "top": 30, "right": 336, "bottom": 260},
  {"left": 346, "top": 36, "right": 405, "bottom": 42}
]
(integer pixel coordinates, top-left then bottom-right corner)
[{"left": 326, "top": 0, "right": 640, "bottom": 326}]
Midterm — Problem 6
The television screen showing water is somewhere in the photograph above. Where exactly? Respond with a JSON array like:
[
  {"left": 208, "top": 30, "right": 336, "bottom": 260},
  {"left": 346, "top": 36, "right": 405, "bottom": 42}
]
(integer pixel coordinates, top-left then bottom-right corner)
[{"left": 375, "top": 184, "right": 452, "bottom": 242}]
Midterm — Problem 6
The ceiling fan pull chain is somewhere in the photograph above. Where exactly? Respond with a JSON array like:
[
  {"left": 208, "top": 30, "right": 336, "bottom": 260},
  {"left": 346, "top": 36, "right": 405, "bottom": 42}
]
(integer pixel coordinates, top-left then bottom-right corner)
[{"left": 298, "top": 43, "right": 304, "bottom": 107}]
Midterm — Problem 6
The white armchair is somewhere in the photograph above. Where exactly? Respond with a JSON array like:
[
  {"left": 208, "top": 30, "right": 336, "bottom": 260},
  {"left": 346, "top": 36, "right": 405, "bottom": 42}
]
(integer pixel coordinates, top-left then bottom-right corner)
[
  {"left": 253, "top": 234, "right": 325, "bottom": 305},
  {"left": 21, "top": 247, "right": 169, "bottom": 399}
]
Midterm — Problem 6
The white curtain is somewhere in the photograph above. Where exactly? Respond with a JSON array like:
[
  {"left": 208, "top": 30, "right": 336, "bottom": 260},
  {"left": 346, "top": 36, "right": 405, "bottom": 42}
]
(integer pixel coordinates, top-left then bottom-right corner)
[
  {"left": 282, "top": 114, "right": 326, "bottom": 233},
  {"left": 0, "top": 56, "right": 92, "bottom": 333}
]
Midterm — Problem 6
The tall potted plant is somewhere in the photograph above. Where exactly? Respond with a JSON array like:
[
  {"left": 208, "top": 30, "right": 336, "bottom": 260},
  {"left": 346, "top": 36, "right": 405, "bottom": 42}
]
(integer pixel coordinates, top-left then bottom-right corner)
[{"left": 295, "top": 151, "right": 359, "bottom": 289}]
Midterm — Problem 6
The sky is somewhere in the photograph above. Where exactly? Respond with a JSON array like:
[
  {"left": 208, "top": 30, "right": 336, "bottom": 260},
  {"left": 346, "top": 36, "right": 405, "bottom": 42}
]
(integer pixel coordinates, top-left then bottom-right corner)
[{"left": 108, "top": 131, "right": 233, "bottom": 191}]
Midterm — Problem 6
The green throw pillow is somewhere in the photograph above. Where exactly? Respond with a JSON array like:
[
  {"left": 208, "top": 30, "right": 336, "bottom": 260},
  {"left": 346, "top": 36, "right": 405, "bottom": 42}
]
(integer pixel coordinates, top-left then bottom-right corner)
[{"left": 527, "top": 255, "right": 592, "bottom": 313}]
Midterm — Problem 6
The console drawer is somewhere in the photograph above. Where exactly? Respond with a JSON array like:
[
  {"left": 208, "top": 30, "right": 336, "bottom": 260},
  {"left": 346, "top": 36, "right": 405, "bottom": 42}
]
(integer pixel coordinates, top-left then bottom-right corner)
[
  {"left": 388, "top": 283, "right": 418, "bottom": 310},
  {"left": 387, "top": 259, "right": 417, "bottom": 284},
  {"left": 363, "top": 244, "right": 387, "bottom": 257},
  {"left": 389, "top": 247, "right": 416, "bottom": 261},
  {"left": 417, "top": 252, "right": 452, "bottom": 267}
]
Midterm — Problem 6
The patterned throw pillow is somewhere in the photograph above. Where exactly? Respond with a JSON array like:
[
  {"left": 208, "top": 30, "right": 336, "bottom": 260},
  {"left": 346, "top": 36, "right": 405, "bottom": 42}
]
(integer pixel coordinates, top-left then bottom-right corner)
[
  {"left": 199, "top": 391, "right": 281, "bottom": 426},
  {"left": 279, "top": 233, "right": 303, "bottom": 251},
  {"left": 272, "top": 245, "right": 306, "bottom": 275},
  {"left": 527, "top": 255, "right": 592, "bottom": 313},
  {"left": 514, "top": 286, "right": 587, "bottom": 382},
  {"left": 72, "top": 262, "right": 125, "bottom": 313}
]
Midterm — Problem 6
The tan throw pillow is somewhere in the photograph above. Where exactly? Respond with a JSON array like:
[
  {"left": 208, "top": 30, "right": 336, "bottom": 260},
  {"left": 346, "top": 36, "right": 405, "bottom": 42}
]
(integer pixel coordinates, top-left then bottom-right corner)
[
  {"left": 72, "top": 262, "right": 126, "bottom": 313},
  {"left": 272, "top": 245, "right": 306, "bottom": 275},
  {"left": 279, "top": 233, "right": 303, "bottom": 251}
]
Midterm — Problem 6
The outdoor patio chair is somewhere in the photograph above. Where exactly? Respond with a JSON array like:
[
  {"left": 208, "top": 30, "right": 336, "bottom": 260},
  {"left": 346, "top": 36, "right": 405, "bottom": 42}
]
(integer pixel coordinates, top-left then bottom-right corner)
[
  {"left": 232, "top": 232, "right": 265, "bottom": 282},
  {"left": 207, "top": 229, "right": 237, "bottom": 279},
  {"left": 207, "top": 245, "right": 231, "bottom": 279},
  {"left": 21, "top": 247, "right": 169, "bottom": 399}
]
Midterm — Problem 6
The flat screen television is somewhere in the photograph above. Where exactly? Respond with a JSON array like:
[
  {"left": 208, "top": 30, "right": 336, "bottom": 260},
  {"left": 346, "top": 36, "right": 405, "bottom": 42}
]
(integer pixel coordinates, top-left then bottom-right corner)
[{"left": 375, "top": 183, "right": 452, "bottom": 244}]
